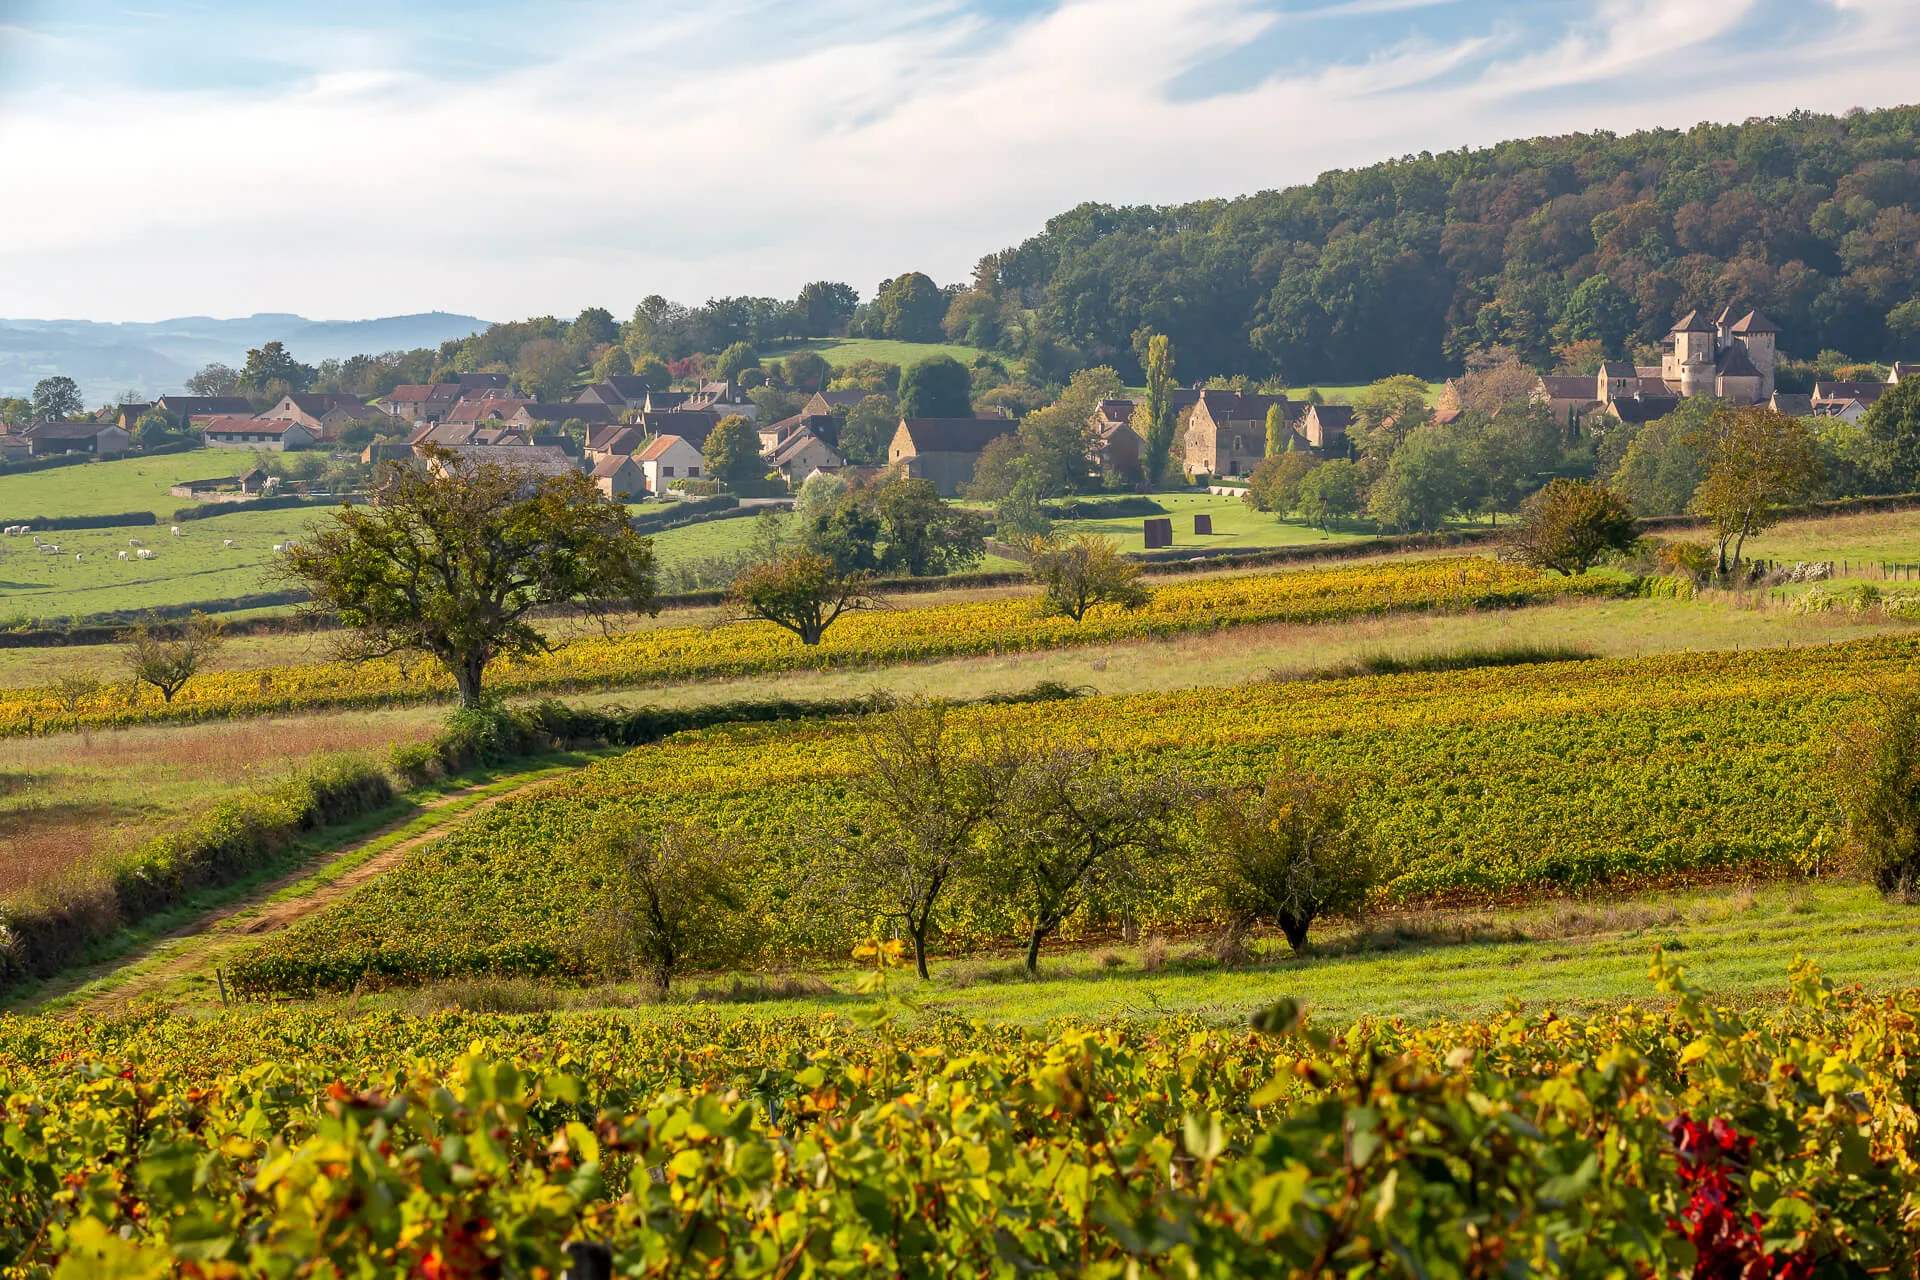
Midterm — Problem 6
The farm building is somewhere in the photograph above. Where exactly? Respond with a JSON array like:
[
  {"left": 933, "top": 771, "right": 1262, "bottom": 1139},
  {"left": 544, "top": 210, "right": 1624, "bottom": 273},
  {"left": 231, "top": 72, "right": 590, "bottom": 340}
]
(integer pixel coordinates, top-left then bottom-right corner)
[
  {"left": 21, "top": 420, "right": 130, "bottom": 457},
  {"left": 202, "top": 418, "right": 316, "bottom": 451},
  {"left": 888, "top": 418, "right": 1017, "bottom": 495}
]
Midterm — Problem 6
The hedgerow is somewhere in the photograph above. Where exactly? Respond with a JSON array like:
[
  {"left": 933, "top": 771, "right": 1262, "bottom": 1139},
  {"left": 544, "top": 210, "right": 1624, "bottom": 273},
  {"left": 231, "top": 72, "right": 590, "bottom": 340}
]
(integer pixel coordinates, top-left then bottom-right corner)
[
  {"left": 0, "top": 558, "right": 1619, "bottom": 736},
  {"left": 231, "top": 637, "right": 1907, "bottom": 996},
  {"left": 2, "top": 957, "right": 1915, "bottom": 1276}
]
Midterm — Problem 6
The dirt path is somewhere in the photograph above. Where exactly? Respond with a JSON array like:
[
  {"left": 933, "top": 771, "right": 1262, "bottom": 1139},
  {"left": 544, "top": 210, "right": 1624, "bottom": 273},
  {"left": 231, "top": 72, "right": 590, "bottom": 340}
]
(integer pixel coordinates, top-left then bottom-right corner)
[{"left": 70, "top": 770, "right": 560, "bottom": 1014}]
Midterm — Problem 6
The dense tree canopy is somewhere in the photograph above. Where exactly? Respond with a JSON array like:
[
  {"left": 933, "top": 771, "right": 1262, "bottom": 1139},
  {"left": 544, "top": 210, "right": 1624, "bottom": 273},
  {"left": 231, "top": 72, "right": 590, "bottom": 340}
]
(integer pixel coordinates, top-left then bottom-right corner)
[{"left": 973, "top": 106, "right": 1920, "bottom": 381}]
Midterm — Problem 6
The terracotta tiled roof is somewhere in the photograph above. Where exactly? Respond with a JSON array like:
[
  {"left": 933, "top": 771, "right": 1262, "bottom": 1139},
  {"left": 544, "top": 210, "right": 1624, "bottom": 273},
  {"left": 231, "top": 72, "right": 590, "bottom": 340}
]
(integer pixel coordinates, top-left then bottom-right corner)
[{"left": 636, "top": 434, "right": 695, "bottom": 463}]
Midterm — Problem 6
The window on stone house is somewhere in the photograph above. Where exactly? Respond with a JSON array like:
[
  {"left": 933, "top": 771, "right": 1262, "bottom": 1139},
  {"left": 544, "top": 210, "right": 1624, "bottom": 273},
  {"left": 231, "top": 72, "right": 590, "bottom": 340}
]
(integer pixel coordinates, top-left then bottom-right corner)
[
  {"left": 689, "top": 466, "right": 700, "bottom": 476},
  {"left": 663, "top": 465, "right": 675, "bottom": 477}
]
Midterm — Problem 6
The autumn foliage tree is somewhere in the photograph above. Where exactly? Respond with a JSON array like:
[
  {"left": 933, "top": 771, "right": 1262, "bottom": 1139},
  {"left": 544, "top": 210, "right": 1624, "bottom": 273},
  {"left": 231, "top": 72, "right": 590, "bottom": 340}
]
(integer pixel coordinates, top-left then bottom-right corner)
[
  {"left": 1506, "top": 478, "right": 1637, "bottom": 575},
  {"left": 123, "top": 612, "right": 225, "bottom": 703},
  {"left": 1687, "top": 405, "right": 1822, "bottom": 579},
  {"left": 725, "top": 550, "right": 882, "bottom": 645},
  {"left": 282, "top": 449, "right": 658, "bottom": 705},
  {"left": 1025, "top": 533, "right": 1151, "bottom": 621}
]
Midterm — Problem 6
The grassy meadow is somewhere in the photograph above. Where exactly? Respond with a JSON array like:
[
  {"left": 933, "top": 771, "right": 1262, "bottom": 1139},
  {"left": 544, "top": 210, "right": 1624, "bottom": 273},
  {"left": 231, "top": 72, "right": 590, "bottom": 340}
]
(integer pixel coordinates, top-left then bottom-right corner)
[
  {"left": 0, "top": 507, "right": 326, "bottom": 622},
  {"left": 755, "top": 336, "right": 989, "bottom": 368},
  {"left": 0, "top": 706, "right": 442, "bottom": 901},
  {"left": 0, "top": 447, "right": 240, "bottom": 520},
  {"left": 341, "top": 880, "right": 1914, "bottom": 1028}
]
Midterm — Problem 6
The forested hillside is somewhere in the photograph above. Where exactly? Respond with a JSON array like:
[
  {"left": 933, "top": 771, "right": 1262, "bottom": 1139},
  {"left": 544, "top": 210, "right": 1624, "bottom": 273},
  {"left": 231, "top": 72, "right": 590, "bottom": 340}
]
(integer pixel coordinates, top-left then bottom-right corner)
[{"left": 969, "top": 104, "right": 1920, "bottom": 382}]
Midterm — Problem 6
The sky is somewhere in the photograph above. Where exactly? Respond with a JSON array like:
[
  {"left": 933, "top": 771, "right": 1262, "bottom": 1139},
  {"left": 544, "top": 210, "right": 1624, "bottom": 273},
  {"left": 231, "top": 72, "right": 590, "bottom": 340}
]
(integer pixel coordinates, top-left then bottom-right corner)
[{"left": 2, "top": 0, "right": 1919, "bottom": 324}]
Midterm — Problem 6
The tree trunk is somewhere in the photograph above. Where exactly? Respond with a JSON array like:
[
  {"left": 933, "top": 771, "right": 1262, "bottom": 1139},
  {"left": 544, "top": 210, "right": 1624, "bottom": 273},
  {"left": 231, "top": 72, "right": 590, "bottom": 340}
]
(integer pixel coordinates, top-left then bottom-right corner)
[
  {"left": 1278, "top": 912, "right": 1312, "bottom": 954},
  {"left": 1025, "top": 926, "right": 1045, "bottom": 976},
  {"left": 454, "top": 652, "right": 488, "bottom": 706},
  {"left": 910, "top": 922, "right": 931, "bottom": 981}
]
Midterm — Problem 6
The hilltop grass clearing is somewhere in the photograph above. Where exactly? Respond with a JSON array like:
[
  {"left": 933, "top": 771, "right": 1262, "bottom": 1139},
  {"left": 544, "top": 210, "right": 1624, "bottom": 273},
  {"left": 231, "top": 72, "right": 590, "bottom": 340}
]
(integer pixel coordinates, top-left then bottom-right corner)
[{"left": 753, "top": 335, "right": 988, "bottom": 368}]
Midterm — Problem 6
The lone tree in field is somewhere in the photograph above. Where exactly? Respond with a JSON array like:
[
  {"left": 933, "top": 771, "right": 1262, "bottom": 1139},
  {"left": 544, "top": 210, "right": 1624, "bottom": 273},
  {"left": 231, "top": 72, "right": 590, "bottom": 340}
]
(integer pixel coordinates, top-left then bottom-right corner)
[
  {"left": 281, "top": 448, "right": 657, "bottom": 706},
  {"left": 1026, "top": 533, "right": 1151, "bottom": 621},
  {"left": 832, "top": 700, "right": 1012, "bottom": 980},
  {"left": 589, "top": 821, "right": 759, "bottom": 992},
  {"left": 1507, "top": 478, "right": 1637, "bottom": 575},
  {"left": 123, "top": 612, "right": 224, "bottom": 703},
  {"left": 1687, "top": 404, "right": 1821, "bottom": 581},
  {"left": 1196, "top": 765, "right": 1376, "bottom": 954},
  {"left": 1833, "top": 688, "right": 1920, "bottom": 900},
  {"left": 725, "top": 550, "right": 882, "bottom": 645},
  {"left": 987, "top": 746, "right": 1187, "bottom": 975},
  {"left": 1140, "top": 333, "right": 1178, "bottom": 486}
]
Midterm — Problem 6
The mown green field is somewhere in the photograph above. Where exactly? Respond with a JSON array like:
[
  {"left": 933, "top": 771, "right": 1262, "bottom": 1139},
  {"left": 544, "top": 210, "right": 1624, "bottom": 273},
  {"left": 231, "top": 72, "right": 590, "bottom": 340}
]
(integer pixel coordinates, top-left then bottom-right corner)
[
  {"left": 755, "top": 336, "right": 989, "bottom": 369},
  {"left": 0, "top": 508, "right": 324, "bottom": 622},
  {"left": 1055, "top": 491, "right": 1383, "bottom": 552},
  {"left": 0, "top": 448, "right": 241, "bottom": 521}
]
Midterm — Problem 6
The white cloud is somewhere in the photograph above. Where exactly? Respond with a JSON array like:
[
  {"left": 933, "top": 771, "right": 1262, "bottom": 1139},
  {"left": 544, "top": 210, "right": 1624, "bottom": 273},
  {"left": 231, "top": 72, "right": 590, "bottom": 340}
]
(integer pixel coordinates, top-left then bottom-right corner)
[{"left": 1, "top": 0, "right": 1918, "bottom": 320}]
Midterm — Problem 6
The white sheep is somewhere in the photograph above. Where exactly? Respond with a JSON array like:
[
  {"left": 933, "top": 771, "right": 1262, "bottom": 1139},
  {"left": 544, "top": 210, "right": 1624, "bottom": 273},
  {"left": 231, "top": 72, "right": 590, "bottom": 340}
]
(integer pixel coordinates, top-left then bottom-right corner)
[
  {"left": 129, "top": 538, "right": 142, "bottom": 547},
  {"left": 119, "top": 550, "right": 128, "bottom": 560},
  {"left": 223, "top": 538, "right": 234, "bottom": 547},
  {"left": 272, "top": 543, "right": 284, "bottom": 552},
  {"left": 137, "top": 548, "right": 155, "bottom": 560},
  {"left": 74, "top": 553, "right": 82, "bottom": 562},
  {"left": 170, "top": 526, "right": 181, "bottom": 537}
]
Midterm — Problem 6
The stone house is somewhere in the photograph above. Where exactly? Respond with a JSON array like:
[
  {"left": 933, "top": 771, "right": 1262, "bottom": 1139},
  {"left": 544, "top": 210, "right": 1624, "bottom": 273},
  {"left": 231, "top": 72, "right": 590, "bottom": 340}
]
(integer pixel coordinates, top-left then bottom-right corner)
[
  {"left": 591, "top": 454, "right": 648, "bottom": 501},
  {"left": 378, "top": 384, "right": 464, "bottom": 422},
  {"left": 1181, "top": 390, "right": 1291, "bottom": 478},
  {"left": 887, "top": 418, "right": 1018, "bottom": 495},
  {"left": 772, "top": 430, "right": 844, "bottom": 489},
  {"left": 636, "top": 434, "right": 706, "bottom": 495}
]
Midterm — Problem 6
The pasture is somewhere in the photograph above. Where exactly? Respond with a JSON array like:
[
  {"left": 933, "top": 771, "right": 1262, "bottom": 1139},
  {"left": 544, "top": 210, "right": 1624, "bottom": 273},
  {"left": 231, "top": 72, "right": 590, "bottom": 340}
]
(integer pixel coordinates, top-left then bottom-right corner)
[
  {"left": 0, "top": 447, "right": 236, "bottom": 520},
  {"left": 754, "top": 335, "right": 988, "bottom": 368},
  {"left": 0, "top": 507, "right": 324, "bottom": 622}
]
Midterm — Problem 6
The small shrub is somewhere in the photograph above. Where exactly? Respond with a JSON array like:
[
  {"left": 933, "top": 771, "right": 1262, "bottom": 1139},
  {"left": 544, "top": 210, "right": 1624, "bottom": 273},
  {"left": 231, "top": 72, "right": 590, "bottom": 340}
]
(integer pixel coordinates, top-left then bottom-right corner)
[
  {"left": 1789, "top": 587, "right": 1839, "bottom": 615},
  {"left": 1140, "top": 934, "right": 1168, "bottom": 972},
  {"left": 405, "top": 978, "right": 564, "bottom": 1015},
  {"left": 1882, "top": 593, "right": 1920, "bottom": 620},
  {"left": 586, "top": 822, "right": 760, "bottom": 991}
]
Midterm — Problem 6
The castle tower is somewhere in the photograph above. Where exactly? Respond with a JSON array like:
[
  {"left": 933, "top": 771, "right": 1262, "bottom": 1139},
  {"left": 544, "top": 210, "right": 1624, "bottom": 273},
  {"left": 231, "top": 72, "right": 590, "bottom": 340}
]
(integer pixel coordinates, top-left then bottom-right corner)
[
  {"left": 1729, "top": 311, "right": 1780, "bottom": 402},
  {"left": 1663, "top": 311, "right": 1717, "bottom": 398}
]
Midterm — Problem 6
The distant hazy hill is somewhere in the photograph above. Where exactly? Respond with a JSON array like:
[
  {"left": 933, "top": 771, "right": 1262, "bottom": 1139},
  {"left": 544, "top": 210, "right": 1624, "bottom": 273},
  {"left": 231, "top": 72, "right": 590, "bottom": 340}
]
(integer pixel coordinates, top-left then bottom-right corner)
[{"left": 0, "top": 312, "right": 490, "bottom": 403}]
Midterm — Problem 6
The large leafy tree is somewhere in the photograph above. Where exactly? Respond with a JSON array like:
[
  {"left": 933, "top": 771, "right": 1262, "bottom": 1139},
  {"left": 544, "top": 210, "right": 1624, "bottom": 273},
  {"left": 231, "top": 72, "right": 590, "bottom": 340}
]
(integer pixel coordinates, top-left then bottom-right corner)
[
  {"left": 795, "top": 281, "right": 859, "bottom": 335},
  {"left": 30, "top": 376, "right": 82, "bottom": 422},
  {"left": 875, "top": 478, "right": 986, "bottom": 576},
  {"left": 237, "top": 341, "right": 315, "bottom": 393},
  {"left": 702, "top": 414, "right": 767, "bottom": 493},
  {"left": 1687, "top": 404, "right": 1822, "bottom": 578},
  {"left": 866, "top": 273, "right": 947, "bottom": 343},
  {"left": 897, "top": 355, "right": 972, "bottom": 419},
  {"left": 1863, "top": 375, "right": 1920, "bottom": 490},
  {"left": 1507, "top": 479, "right": 1637, "bottom": 575},
  {"left": 281, "top": 449, "right": 657, "bottom": 705}
]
